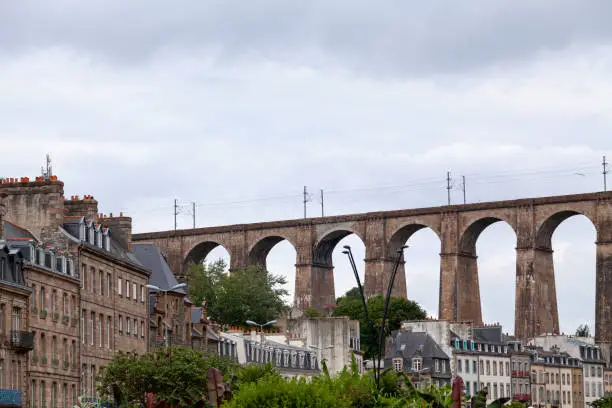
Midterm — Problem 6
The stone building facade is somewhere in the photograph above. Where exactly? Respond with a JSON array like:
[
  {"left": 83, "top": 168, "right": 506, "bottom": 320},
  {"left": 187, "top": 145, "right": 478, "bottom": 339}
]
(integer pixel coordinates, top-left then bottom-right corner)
[
  {"left": 0, "top": 239, "right": 33, "bottom": 406},
  {"left": 0, "top": 176, "right": 150, "bottom": 407},
  {"left": 507, "top": 341, "right": 531, "bottom": 403},
  {"left": 528, "top": 348, "right": 578, "bottom": 408}
]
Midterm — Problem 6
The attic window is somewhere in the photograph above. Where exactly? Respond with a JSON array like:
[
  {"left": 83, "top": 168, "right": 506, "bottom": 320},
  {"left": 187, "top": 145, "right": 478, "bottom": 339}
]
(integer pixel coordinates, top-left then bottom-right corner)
[
  {"left": 88, "top": 226, "right": 94, "bottom": 245},
  {"left": 56, "top": 256, "right": 63, "bottom": 273},
  {"left": 44, "top": 252, "right": 53, "bottom": 269},
  {"left": 412, "top": 357, "right": 422, "bottom": 372},
  {"left": 66, "top": 259, "right": 73, "bottom": 276},
  {"left": 393, "top": 358, "right": 403, "bottom": 372},
  {"left": 104, "top": 235, "right": 110, "bottom": 251},
  {"left": 80, "top": 223, "right": 86, "bottom": 241},
  {"left": 96, "top": 231, "right": 103, "bottom": 248}
]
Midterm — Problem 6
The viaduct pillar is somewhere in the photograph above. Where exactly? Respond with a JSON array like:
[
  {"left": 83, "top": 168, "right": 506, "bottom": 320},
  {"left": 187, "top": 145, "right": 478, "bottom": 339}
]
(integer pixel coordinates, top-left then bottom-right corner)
[
  {"left": 364, "top": 218, "right": 406, "bottom": 299},
  {"left": 595, "top": 199, "right": 612, "bottom": 364},
  {"left": 439, "top": 212, "right": 482, "bottom": 323}
]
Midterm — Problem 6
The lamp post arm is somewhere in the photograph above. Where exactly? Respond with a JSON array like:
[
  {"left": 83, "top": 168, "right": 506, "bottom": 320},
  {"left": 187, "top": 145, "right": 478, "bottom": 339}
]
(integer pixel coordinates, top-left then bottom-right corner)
[
  {"left": 376, "top": 247, "right": 405, "bottom": 390},
  {"left": 346, "top": 247, "right": 372, "bottom": 329}
]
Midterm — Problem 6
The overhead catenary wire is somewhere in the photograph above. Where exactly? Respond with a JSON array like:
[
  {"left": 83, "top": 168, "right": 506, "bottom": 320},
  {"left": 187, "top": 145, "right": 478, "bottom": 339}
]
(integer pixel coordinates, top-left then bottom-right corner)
[{"left": 130, "top": 162, "right": 602, "bottom": 217}]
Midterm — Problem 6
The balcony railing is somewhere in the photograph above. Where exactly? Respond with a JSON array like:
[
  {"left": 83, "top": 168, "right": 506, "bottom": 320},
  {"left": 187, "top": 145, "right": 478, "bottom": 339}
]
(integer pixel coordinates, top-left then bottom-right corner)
[
  {"left": 512, "top": 370, "right": 530, "bottom": 377},
  {"left": 10, "top": 330, "right": 34, "bottom": 351},
  {"left": 512, "top": 393, "right": 531, "bottom": 401}
]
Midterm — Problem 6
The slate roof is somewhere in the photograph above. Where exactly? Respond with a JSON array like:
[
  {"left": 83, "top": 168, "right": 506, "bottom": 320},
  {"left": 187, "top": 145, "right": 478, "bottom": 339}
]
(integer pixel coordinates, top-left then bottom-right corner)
[
  {"left": 3, "top": 220, "right": 37, "bottom": 241},
  {"left": 132, "top": 243, "right": 185, "bottom": 294},
  {"left": 389, "top": 331, "right": 450, "bottom": 360},
  {"left": 472, "top": 326, "right": 504, "bottom": 344}
]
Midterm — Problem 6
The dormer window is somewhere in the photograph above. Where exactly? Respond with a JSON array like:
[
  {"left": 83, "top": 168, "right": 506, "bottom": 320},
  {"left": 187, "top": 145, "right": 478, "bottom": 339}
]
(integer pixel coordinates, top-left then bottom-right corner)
[
  {"left": 56, "top": 255, "right": 64, "bottom": 273},
  {"left": 88, "top": 226, "right": 95, "bottom": 245},
  {"left": 103, "top": 231, "right": 110, "bottom": 251},
  {"left": 95, "top": 229, "right": 103, "bottom": 248},
  {"left": 44, "top": 251, "right": 53, "bottom": 269},
  {"left": 412, "top": 357, "right": 422, "bottom": 372},
  {"left": 79, "top": 222, "right": 86, "bottom": 241},
  {"left": 66, "top": 259, "right": 73, "bottom": 276},
  {"left": 393, "top": 358, "right": 403, "bottom": 372}
]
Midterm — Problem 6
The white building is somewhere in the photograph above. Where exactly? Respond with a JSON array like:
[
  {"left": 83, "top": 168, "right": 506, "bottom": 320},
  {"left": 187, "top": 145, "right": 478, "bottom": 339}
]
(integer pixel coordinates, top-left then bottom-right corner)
[
  {"left": 270, "top": 316, "right": 362, "bottom": 375},
  {"left": 530, "top": 335, "right": 606, "bottom": 406}
]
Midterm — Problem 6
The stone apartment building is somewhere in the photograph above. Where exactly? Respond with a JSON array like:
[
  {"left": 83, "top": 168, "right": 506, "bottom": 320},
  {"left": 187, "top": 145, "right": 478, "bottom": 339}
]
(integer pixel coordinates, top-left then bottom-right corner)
[
  {"left": 604, "top": 367, "right": 612, "bottom": 396},
  {"left": 0, "top": 176, "right": 150, "bottom": 408},
  {"left": 528, "top": 347, "right": 578, "bottom": 408},
  {"left": 530, "top": 335, "right": 606, "bottom": 407},
  {"left": 0, "top": 236, "right": 33, "bottom": 406},
  {"left": 571, "top": 366, "right": 584, "bottom": 408},
  {"left": 385, "top": 330, "right": 452, "bottom": 389},
  {"left": 507, "top": 341, "right": 531, "bottom": 403},
  {"left": 132, "top": 243, "right": 192, "bottom": 350}
]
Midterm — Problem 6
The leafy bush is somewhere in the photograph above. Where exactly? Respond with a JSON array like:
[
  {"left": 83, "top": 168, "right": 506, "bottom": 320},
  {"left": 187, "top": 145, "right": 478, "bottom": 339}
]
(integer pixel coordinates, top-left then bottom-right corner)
[{"left": 98, "top": 347, "right": 238, "bottom": 407}]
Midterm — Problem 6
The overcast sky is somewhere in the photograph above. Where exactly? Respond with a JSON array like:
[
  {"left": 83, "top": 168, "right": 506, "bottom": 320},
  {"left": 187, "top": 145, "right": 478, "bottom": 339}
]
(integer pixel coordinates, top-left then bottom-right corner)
[{"left": 1, "top": 1, "right": 610, "bottom": 336}]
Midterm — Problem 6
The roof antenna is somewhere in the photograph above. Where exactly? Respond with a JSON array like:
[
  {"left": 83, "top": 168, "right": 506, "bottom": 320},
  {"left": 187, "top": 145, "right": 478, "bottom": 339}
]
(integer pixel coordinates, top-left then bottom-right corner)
[{"left": 41, "top": 154, "right": 53, "bottom": 180}]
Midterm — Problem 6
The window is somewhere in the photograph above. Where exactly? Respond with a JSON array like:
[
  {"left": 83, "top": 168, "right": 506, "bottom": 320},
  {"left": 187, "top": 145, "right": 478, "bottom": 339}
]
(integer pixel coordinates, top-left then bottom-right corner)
[
  {"left": 393, "top": 358, "right": 402, "bottom": 372},
  {"left": 134, "top": 318, "right": 138, "bottom": 337},
  {"left": 499, "top": 361, "right": 503, "bottom": 376},
  {"left": 473, "top": 361, "right": 477, "bottom": 374},
  {"left": 90, "top": 365, "right": 95, "bottom": 395},
  {"left": 31, "top": 380, "right": 36, "bottom": 408},
  {"left": 119, "top": 315, "right": 123, "bottom": 334},
  {"left": 99, "top": 270, "right": 103, "bottom": 296},
  {"left": 90, "top": 312, "right": 94, "bottom": 345},
  {"left": 40, "top": 287, "right": 46, "bottom": 311},
  {"left": 412, "top": 358, "right": 422, "bottom": 372},
  {"left": 107, "top": 273, "right": 111, "bottom": 297},
  {"left": 52, "top": 336, "right": 57, "bottom": 360},
  {"left": 141, "top": 320, "right": 144, "bottom": 338},
  {"left": 457, "top": 360, "right": 461, "bottom": 373},
  {"left": 71, "top": 341, "right": 76, "bottom": 365},
  {"left": 126, "top": 280, "right": 130, "bottom": 299},
  {"left": 466, "top": 382, "right": 471, "bottom": 395},
  {"left": 140, "top": 285, "right": 145, "bottom": 302},
  {"left": 465, "top": 359, "right": 469, "bottom": 374},
  {"left": 40, "top": 382, "right": 45, "bottom": 408},
  {"left": 62, "top": 293, "right": 67, "bottom": 316},
  {"left": 62, "top": 338, "right": 68, "bottom": 362},
  {"left": 493, "top": 361, "right": 497, "bottom": 376},
  {"left": 63, "top": 383, "right": 67, "bottom": 408},
  {"left": 132, "top": 283, "right": 136, "bottom": 301},
  {"left": 99, "top": 314, "right": 103, "bottom": 347},
  {"left": 479, "top": 360, "right": 483, "bottom": 375},
  {"left": 126, "top": 317, "right": 131, "bottom": 335},
  {"left": 106, "top": 317, "right": 111, "bottom": 348},
  {"left": 118, "top": 278, "right": 122, "bottom": 296},
  {"left": 31, "top": 285, "right": 37, "bottom": 310},
  {"left": 12, "top": 307, "right": 21, "bottom": 331},
  {"left": 90, "top": 268, "right": 95, "bottom": 293},
  {"left": 486, "top": 361, "right": 490, "bottom": 375}
]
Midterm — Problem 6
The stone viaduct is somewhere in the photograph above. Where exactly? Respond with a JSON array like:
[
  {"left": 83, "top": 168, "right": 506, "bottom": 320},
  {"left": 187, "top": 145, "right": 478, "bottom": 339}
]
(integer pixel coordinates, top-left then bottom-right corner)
[{"left": 132, "top": 192, "right": 612, "bottom": 344}]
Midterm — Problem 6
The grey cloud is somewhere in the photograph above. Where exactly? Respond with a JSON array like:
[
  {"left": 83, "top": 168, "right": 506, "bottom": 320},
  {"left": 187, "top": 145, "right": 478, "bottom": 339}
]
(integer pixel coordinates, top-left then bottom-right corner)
[{"left": 3, "top": 1, "right": 612, "bottom": 76}]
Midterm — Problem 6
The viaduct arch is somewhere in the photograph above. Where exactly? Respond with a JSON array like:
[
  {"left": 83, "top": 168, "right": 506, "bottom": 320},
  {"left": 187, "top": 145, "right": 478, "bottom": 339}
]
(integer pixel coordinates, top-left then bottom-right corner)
[{"left": 133, "top": 191, "right": 612, "bottom": 348}]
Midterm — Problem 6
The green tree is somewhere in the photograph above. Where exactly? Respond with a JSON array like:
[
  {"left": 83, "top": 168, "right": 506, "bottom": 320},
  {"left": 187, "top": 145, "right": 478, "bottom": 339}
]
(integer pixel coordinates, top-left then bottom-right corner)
[
  {"left": 591, "top": 395, "right": 612, "bottom": 408},
  {"left": 98, "top": 347, "right": 237, "bottom": 407},
  {"left": 332, "top": 288, "right": 427, "bottom": 358},
  {"left": 575, "top": 324, "right": 590, "bottom": 337},
  {"left": 188, "top": 261, "right": 289, "bottom": 327}
]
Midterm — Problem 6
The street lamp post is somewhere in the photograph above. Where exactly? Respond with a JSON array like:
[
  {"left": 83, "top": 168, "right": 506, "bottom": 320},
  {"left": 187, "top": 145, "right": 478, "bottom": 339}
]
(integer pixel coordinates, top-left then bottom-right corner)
[
  {"left": 146, "top": 283, "right": 187, "bottom": 347},
  {"left": 245, "top": 319, "right": 277, "bottom": 345},
  {"left": 342, "top": 244, "right": 407, "bottom": 391}
]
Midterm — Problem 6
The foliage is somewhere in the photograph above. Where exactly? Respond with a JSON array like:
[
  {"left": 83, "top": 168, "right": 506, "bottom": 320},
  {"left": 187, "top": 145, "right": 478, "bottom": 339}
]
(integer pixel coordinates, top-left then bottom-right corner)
[
  {"left": 504, "top": 402, "right": 526, "bottom": 408},
  {"left": 98, "top": 347, "right": 238, "bottom": 407},
  {"left": 304, "top": 307, "right": 322, "bottom": 318},
  {"left": 333, "top": 288, "right": 426, "bottom": 358},
  {"left": 591, "top": 395, "right": 612, "bottom": 408},
  {"left": 188, "top": 260, "right": 289, "bottom": 326},
  {"left": 225, "top": 354, "right": 459, "bottom": 408},
  {"left": 575, "top": 324, "right": 590, "bottom": 337},
  {"left": 234, "top": 363, "right": 280, "bottom": 389}
]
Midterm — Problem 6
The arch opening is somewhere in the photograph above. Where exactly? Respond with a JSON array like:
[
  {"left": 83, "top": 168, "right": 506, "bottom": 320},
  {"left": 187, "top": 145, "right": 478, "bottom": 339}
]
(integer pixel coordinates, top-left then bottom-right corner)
[
  {"left": 472, "top": 220, "right": 517, "bottom": 331},
  {"left": 314, "top": 229, "right": 357, "bottom": 267},
  {"left": 330, "top": 234, "right": 366, "bottom": 300},
  {"left": 263, "top": 239, "right": 297, "bottom": 306},
  {"left": 388, "top": 224, "right": 441, "bottom": 318},
  {"left": 460, "top": 217, "right": 509, "bottom": 256},
  {"left": 185, "top": 241, "right": 230, "bottom": 272},
  {"left": 541, "top": 213, "right": 597, "bottom": 335}
]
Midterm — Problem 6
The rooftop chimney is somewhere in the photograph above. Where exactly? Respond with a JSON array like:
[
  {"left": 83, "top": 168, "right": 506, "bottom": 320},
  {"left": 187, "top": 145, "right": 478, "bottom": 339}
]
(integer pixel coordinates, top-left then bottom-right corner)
[
  {"left": 64, "top": 195, "right": 99, "bottom": 221},
  {"left": 102, "top": 214, "right": 132, "bottom": 251}
]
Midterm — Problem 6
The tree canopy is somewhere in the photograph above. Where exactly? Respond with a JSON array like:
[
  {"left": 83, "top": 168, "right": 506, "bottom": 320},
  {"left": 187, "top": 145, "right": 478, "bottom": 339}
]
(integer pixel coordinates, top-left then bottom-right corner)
[
  {"left": 575, "top": 324, "right": 590, "bottom": 337},
  {"left": 332, "top": 287, "right": 427, "bottom": 358},
  {"left": 188, "top": 260, "right": 289, "bottom": 327},
  {"left": 97, "top": 347, "right": 238, "bottom": 407}
]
